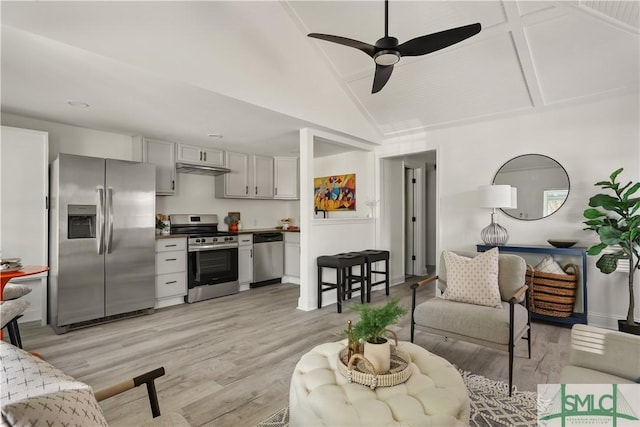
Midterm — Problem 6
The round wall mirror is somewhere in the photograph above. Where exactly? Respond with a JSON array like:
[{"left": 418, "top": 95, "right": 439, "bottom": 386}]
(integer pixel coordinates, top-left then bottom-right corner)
[{"left": 493, "top": 154, "right": 569, "bottom": 221}]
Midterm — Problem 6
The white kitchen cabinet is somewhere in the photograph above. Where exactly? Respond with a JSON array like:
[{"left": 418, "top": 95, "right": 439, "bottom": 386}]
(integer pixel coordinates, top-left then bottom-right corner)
[
  {"left": 216, "top": 152, "right": 275, "bottom": 199},
  {"left": 0, "top": 126, "right": 49, "bottom": 324},
  {"left": 217, "top": 151, "right": 250, "bottom": 198},
  {"left": 274, "top": 157, "right": 299, "bottom": 199},
  {"left": 283, "top": 232, "right": 300, "bottom": 284},
  {"left": 253, "top": 155, "right": 274, "bottom": 198},
  {"left": 155, "top": 237, "right": 187, "bottom": 308},
  {"left": 133, "top": 136, "right": 176, "bottom": 195},
  {"left": 177, "top": 143, "right": 224, "bottom": 167},
  {"left": 238, "top": 234, "right": 253, "bottom": 291}
]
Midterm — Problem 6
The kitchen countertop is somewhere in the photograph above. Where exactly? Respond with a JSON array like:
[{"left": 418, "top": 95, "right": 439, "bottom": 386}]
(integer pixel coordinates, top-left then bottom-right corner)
[
  {"left": 156, "top": 229, "right": 298, "bottom": 240},
  {"left": 238, "top": 228, "right": 299, "bottom": 234}
]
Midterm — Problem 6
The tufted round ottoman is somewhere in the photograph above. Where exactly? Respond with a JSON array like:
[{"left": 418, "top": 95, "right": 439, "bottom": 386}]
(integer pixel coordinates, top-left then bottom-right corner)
[{"left": 289, "top": 341, "right": 470, "bottom": 426}]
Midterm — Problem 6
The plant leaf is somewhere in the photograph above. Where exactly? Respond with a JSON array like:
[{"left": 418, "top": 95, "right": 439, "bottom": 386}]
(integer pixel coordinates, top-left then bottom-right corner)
[
  {"left": 587, "top": 243, "right": 607, "bottom": 255},
  {"left": 610, "top": 168, "right": 624, "bottom": 183},
  {"left": 589, "top": 194, "right": 621, "bottom": 211},
  {"left": 583, "top": 208, "right": 606, "bottom": 219},
  {"left": 596, "top": 253, "right": 620, "bottom": 274},
  {"left": 598, "top": 226, "right": 622, "bottom": 245},
  {"left": 623, "top": 182, "right": 640, "bottom": 200}
]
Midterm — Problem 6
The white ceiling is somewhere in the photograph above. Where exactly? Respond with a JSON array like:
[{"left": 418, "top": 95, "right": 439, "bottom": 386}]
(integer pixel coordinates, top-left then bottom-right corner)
[{"left": 1, "top": 1, "right": 638, "bottom": 156}]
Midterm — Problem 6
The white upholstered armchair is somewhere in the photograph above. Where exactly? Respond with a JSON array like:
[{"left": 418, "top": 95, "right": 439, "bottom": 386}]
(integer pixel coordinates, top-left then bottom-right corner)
[{"left": 410, "top": 250, "right": 531, "bottom": 396}]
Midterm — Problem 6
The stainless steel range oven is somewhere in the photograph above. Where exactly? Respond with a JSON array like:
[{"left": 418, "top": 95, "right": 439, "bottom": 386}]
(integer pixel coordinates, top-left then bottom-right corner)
[{"left": 170, "top": 214, "right": 239, "bottom": 303}]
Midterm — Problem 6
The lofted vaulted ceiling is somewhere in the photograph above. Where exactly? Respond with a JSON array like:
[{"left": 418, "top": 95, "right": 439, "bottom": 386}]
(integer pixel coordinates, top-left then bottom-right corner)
[{"left": 1, "top": 1, "right": 638, "bottom": 155}]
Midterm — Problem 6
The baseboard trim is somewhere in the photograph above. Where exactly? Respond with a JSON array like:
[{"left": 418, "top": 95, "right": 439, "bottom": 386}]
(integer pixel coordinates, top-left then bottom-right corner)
[{"left": 587, "top": 311, "right": 627, "bottom": 330}]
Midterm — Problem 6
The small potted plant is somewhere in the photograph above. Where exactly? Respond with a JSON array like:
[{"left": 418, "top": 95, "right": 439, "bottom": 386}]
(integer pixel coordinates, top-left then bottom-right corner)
[
  {"left": 583, "top": 168, "right": 640, "bottom": 335},
  {"left": 224, "top": 214, "right": 239, "bottom": 232},
  {"left": 156, "top": 214, "right": 168, "bottom": 235},
  {"left": 350, "top": 299, "right": 408, "bottom": 372}
]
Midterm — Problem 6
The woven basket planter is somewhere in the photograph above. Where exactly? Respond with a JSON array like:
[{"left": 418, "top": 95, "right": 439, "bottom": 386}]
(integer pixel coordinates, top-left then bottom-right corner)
[{"left": 526, "top": 263, "right": 578, "bottom": 317}]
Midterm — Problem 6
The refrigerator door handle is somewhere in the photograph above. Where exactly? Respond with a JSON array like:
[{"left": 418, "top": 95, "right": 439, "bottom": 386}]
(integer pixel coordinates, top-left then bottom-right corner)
[
  {"left": 106, "top": 188, "right": 114, "bottom": 254},
  {"left": 97, "top": 187, "right": 105, "bottom": 254}
]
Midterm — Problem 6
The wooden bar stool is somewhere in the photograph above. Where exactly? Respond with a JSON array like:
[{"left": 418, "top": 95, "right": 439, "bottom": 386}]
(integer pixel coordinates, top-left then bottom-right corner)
[
  {"left": 317, "top": 253, "right": 366, "bottom": 313},
  {"left": 355, "top": 249, "right": 390, "bottom": 302}
]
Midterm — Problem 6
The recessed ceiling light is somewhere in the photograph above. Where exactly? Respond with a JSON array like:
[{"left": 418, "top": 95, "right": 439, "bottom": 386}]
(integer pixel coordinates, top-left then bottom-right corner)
[
  {"left": 207, "top": 134, "right": 223, "bottom": 139},
  {"left": 67, "top": 100, "right": 90, "bottom": 108}
]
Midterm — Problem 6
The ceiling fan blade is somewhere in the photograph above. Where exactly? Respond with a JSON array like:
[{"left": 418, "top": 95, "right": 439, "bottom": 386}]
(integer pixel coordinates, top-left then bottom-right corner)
[
  {"left": 397, "top": 23, "right": 481, "bottom": 57},
  {"left": 372, "top": 64, "right": 394, "bottom": 93},
  {"left": 308, "top": 33, "right": 375, "bottom": 57}
]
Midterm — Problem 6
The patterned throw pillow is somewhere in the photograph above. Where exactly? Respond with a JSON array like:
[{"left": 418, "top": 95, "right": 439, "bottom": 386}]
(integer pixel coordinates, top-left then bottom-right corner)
[
  {"left": 535, "top": 254, "right": 565, "bottom": 275},
  {"left": 443, "top": 248, "right": 502, "bottom": 308},
  {"left": 1, "top": 388, "right": 108, "bottom": 427}
]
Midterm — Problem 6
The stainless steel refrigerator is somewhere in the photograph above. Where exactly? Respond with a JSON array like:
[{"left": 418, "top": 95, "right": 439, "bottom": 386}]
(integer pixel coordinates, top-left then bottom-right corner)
[{"left": 49, "top": 153, "right": 156, "bottom": 333}]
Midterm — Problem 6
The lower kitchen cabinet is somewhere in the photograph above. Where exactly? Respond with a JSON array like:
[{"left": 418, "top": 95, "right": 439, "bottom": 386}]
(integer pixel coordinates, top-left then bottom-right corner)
[
  {"left": 284, "top": 232, "right": 300, "bottom": 284},
  {"left": 238, "top": 234, "right": 253, "bottom": 291},
  {"left": 155, "top": 237, "right": 187, "bottom": 308}
]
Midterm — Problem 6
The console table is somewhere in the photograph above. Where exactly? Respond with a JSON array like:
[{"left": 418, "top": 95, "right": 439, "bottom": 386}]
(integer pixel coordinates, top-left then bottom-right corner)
[{"left": 477, "top": 244, "right": 587, "bottom": 325}]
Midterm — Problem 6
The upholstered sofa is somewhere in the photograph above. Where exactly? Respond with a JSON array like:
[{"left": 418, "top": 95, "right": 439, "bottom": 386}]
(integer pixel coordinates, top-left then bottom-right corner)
[
  {"left": 0, "top": 341, "right": 190, "bottom": 427},
  {"left": 559, "top": 324, "right": 640, "bottom": 384}
]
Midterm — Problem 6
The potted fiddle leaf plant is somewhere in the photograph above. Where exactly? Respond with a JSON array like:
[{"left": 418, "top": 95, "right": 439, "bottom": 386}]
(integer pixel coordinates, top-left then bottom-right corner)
[
  {"left": 583, "top": 168, "right": 640, "bottom": 335},
  {"left": 350, "top": 299, "right": 408, "bottom": 372}
]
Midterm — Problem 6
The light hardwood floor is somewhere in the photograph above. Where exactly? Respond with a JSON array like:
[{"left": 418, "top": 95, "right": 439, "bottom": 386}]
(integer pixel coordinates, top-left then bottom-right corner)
[{"left": 17, "top": 279, "right": 571, "bottom": 426}]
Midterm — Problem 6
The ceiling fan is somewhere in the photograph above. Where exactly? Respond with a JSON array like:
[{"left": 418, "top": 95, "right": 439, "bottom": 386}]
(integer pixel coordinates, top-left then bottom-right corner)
[{"left": 308, "top": 0, "right": 481, "bottom": 94}]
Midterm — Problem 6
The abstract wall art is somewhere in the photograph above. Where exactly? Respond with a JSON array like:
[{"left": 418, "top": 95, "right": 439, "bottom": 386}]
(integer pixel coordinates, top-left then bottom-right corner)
[{"left": 314, "top": 174, "right": 356, "bottom": 212}]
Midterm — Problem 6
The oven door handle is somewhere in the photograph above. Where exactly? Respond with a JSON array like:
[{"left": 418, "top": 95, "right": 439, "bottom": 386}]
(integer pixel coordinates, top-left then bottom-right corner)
[{"left": 189, "top": 243, "right": 238, "bottom": 252}]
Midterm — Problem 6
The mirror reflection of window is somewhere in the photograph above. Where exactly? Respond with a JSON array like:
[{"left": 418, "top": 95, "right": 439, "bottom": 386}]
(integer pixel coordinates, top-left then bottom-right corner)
[
  {"left": 493, "top": 154, "right": 569, "bottom": 221},
  {"left": 543, "top": 189, "right": 569, "bottom": 216}
]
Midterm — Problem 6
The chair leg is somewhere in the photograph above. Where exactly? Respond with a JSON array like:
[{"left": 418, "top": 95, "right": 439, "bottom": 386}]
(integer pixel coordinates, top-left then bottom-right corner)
[
  {"left": 527, "top": 327, "right": 532, "bottom": 359},
  {"left": 336, "top": 267, "right": 343, "bottom": 313},
  {"left": 317, "top": 266, "right": 323, "bottom": 309},
  {"left": 508, "top": 343, "right": 514, "bottom": 397},
  {"left": 7, "top": 318, "right": 23, "bottom": 348},
  {"left": 384, "top": 258, "right": 390, "bottom": 296},
  {"left": 359, "top": 263, "right": 365, "bottom": 304},
  {"left": 366, "top": 261, "right": 372, "bottom": 303}
]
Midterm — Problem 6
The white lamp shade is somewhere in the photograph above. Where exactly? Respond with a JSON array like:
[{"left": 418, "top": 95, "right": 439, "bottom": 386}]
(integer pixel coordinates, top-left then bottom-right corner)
[
  {"left": 478, "top": 185, "right": 513, "bottom": 208},
  {"left": 510, "top": 187, "right": 518, "bottom": 209}
]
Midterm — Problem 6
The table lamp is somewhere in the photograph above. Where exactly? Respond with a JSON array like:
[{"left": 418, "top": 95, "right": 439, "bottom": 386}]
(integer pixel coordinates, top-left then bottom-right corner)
[{"left": 478, "top": 185, "right": 516, "bottom": 246}]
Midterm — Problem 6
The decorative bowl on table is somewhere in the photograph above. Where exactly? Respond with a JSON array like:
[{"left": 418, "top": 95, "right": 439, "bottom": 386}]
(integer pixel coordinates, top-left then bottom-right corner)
[{"left": 547, "top": 239, "right": 578, "bottom": 248}]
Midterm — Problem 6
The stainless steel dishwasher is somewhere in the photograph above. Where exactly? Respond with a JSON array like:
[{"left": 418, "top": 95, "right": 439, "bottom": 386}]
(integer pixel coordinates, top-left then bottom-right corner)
[{"left": 251, "top": 232, "right": 284, "bottom": 287}]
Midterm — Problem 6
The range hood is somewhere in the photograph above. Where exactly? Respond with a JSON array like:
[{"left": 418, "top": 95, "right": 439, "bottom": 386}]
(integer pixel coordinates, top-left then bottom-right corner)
[{"left": 176, "top": 162, "right": 231, "bottom": 176}]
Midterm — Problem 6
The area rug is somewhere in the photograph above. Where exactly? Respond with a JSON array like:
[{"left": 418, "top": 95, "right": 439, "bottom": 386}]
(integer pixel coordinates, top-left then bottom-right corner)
[{"left": 256, "top": 370, "right": 537, "bottom": 427}]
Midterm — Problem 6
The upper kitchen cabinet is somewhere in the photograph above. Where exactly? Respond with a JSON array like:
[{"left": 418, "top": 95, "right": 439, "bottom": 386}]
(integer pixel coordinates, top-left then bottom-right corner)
[
  {"left": 274, "top": 157, "right": 299, "bottom": 199},
  {"left": 217, "top": 151, "right": 250, "bottom": 198},
  {"left": 133, "top": 136, "right": 176, "bottom": 195},
  {"left": 253, "top": 155, "right": 274, "bottom": 198},
  {"left": 177, "top": 143, "right": 224, "bottom": 167},
  {"left": 216, "top": 152, "right": 274, "bottom": 199}
]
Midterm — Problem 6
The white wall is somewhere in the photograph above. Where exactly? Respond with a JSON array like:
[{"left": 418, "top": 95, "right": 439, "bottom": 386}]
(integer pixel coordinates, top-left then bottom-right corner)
[
  {"left": 1, "top": 113, "right": 132, "bottom": 162},
  {"left": 376, "top": 94, "right": 640, "bottom": 328}
]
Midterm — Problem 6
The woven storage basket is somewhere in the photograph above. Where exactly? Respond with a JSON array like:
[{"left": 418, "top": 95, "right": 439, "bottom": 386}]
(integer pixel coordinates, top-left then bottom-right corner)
[
  {"left": 526, "top": 263, "right": 578, "bottom": 317},
  {"left": 337, "top": 346, "right": 412, "bottom": 390}
]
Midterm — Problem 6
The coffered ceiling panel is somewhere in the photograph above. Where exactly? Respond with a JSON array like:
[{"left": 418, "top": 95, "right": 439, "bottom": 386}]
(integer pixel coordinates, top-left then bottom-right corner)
[
  {"left": 526, "top": 13, "right": 640, "bottom": 104},
  {"left": 347, "top": 33, "right": 532, "bottom": 134}
]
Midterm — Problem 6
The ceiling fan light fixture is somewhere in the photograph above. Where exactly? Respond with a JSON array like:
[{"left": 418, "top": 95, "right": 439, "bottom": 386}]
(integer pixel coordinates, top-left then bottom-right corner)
[{"left": 374, "top": 50, "right": 400, "bottom": 66}]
